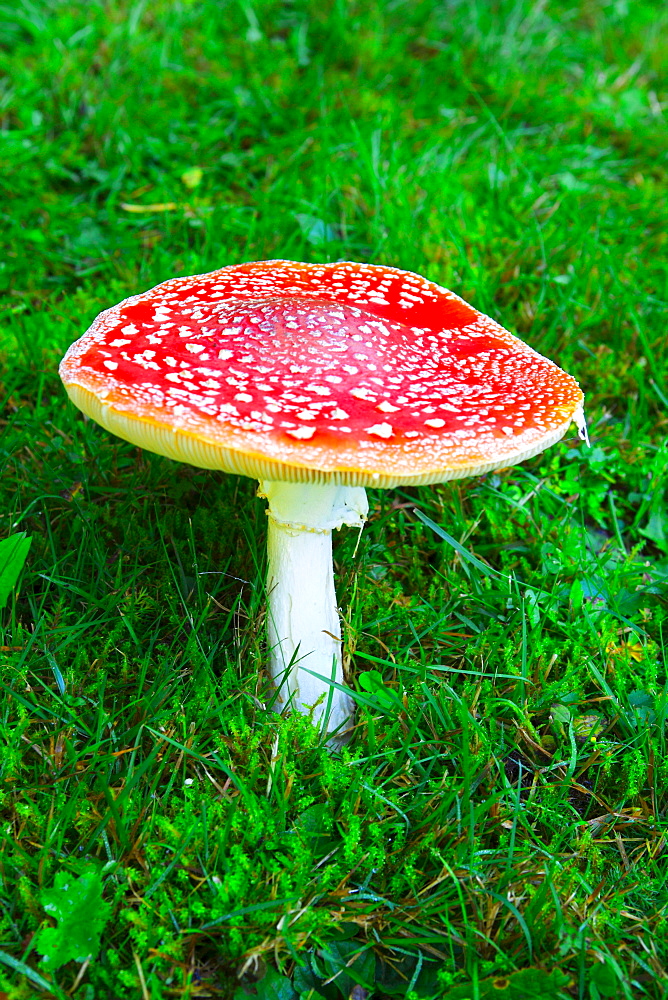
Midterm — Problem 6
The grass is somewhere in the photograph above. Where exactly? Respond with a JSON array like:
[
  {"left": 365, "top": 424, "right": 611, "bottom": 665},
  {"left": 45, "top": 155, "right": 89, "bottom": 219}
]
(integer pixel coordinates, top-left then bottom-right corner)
[{"left": 1, "top": 0, "right": 667, "bottom": 996}]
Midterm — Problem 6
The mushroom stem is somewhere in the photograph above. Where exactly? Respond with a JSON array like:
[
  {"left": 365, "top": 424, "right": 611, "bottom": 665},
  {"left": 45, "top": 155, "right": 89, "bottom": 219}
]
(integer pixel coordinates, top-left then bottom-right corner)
[{"left": 259, "top": 479, "right": 368, "bottom": 735}]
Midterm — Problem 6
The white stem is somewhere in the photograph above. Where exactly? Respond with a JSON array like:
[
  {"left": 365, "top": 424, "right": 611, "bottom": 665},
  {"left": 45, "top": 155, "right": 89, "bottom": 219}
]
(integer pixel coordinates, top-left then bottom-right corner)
[{"left": 258, "top": 479, "right": 368, "bottom": 736}]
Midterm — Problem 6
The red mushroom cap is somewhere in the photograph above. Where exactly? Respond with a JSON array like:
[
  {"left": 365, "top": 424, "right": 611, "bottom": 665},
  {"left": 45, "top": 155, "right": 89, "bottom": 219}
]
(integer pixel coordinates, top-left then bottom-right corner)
[{"left": 59, "top": 260, "right": 584, "bottom": 487}]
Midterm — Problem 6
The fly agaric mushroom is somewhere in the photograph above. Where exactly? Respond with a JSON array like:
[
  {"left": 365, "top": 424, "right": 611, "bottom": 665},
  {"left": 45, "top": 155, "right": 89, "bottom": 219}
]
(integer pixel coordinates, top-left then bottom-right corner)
[{"left": 59, "top": 260, "right": 585, "bottom": 737}]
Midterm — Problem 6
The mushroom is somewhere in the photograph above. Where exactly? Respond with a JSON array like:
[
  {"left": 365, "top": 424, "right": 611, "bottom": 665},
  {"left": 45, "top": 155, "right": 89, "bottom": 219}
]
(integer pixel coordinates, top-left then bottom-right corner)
[{"left": 59, "top": 260, "right": 585, "bottom": 738}]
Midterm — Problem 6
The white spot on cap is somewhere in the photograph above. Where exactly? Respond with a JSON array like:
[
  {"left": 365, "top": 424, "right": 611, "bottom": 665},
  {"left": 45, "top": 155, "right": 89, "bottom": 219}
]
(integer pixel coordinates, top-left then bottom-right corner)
[
  {"left": 286, "top": 426, "right": 316, "bottom": 440},
  {"left": 377, "top": 400, "right": 401, "bottom": 413},
  {"left": 121, "top": 324, "right": 138, "bottom": 336},
  {"left": 218, "top": 350, "right": 233, "bottom": 360},
  {"left": 425, "top": 418, "right": 446, "bottom": 428},
  {"left": 103, "top": 361, "right": 118, "bottom": 371},
  {"left": 110, "top": 339, "right": 132, "bottom": 347},
  {"left": 186, "top": 343, "right": 205, "bottom": 354},
  {"left": 330, "top": 408, "right": 349, "bottom": 420},
  {"left": 367, "top": 423, "right": 393, "bottom": 438},
  {"left": 235, "top": 392, "right": 253, "bottom": 402}
]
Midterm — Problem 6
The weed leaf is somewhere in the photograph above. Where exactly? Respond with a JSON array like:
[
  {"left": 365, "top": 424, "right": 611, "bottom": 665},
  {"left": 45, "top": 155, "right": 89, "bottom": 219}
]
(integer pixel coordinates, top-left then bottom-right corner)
[
  {"left": 358, "top": 670, "right": 402, "bottom": 712},
  {"left": 0, "top": 532, "right": 31, "bottom": 610},
  {"left": 294, "top": 213, "right": 339, "bottom": 246},
  {"left": 440, "top": 966, "right": 571, "bottom": 998},
  {"left": 33, "top": 866, "right": 111, "bottom": 972},
  {"left": 236, "top": 966, "right": 297, "bottom": 999}
]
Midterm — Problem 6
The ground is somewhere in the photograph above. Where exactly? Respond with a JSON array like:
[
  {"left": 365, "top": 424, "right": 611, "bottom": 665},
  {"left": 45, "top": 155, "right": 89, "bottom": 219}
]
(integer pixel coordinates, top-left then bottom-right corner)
[{"left": 0, "top": 1, "right": 667, "bottom": 997}]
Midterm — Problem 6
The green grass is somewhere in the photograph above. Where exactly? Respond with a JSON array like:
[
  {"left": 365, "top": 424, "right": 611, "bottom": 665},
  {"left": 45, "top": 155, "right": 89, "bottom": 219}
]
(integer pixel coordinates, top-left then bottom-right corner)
[{"left": 1, "top": 0, "right": 667, "bottom": 997}]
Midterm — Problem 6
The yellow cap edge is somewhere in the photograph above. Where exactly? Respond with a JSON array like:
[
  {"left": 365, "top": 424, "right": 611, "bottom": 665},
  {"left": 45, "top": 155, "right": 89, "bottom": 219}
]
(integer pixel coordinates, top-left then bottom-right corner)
[{"left": 63, "top": 381, "right": 583, "bottom": 489}]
